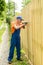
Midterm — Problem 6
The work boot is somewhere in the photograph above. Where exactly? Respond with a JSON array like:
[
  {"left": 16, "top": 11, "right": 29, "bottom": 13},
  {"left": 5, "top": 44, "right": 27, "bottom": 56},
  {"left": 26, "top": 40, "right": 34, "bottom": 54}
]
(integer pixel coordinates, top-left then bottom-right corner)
[
  {"left": 17, "top": 58, "right": 23, "bottom": 61},
  {"left": 8, "top": 61, "right": 12, "bottom": 64}
]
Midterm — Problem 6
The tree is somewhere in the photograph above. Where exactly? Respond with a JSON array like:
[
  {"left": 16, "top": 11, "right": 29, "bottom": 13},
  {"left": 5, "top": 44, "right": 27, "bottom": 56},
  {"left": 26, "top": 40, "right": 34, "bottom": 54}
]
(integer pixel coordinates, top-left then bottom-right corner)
[
  {"left": 6, "top": 2, "right": 15, "bottom": 17},
  {"left": 22, "top": 0, "right": 31, "bottom": 6},
  {"left": 0, "top": 0, "right": 6, "bottom": 19},
  {"left": 6, "top": 1, "right": 15, "bottom": 24}
]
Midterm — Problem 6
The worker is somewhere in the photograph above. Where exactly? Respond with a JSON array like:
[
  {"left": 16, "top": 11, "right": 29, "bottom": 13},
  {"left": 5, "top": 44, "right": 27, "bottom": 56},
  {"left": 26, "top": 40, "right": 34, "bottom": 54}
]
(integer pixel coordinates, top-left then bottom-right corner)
[{"left": 8, "top": 16, "right": 26, "bottom": 64}]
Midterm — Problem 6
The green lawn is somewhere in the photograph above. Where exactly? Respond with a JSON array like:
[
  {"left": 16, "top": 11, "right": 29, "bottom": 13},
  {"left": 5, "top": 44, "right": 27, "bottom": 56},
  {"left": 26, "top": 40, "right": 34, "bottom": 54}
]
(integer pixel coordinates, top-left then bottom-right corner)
[
  {"left": 10, "top": 49, "right": 30, "bottom": 65},
  {"left": 13, "top": 56, "right": 30, "bottom": 65},
  {"left": 0, "top": 28, "right": 5, "bottom": 42}
]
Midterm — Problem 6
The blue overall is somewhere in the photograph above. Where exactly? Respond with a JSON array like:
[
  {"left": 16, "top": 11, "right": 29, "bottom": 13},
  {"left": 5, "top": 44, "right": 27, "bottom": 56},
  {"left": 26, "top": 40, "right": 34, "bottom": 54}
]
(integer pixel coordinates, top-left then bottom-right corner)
[{"left": 8, "top": 29, "right": 21, "bottom": 61}]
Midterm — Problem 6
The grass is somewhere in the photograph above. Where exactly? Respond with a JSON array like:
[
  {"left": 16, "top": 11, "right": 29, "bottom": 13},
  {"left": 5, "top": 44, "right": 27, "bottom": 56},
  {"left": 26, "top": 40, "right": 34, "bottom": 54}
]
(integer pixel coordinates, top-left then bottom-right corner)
[
  {"left": 0, "top": 28, "right": 5, "bottom": 43},
  {"left": 10, "top": 49, "right": 30, "bottom": 65},
  {"left": 12, "top": 53, "right": 30, "bottom": 65}
]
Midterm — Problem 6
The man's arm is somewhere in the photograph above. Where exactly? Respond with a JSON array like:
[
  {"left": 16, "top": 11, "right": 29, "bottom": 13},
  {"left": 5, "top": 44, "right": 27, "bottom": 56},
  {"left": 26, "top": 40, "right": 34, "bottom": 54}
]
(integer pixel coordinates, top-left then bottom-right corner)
[{"left": 14, "top": 24, "right": 25, "bottom": 29}]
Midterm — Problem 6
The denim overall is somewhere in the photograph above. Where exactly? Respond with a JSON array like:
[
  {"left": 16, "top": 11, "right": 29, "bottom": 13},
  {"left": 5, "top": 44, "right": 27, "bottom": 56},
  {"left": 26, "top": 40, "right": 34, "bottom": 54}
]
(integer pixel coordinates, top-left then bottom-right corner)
[{"left": 8, "top": 29, "right": 21, "bottom": 61}]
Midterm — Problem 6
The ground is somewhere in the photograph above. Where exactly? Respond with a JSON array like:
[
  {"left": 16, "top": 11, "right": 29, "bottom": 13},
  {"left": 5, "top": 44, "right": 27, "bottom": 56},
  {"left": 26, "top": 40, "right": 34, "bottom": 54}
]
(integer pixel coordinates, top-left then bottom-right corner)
[{"left": 0, "top": 25, "right": 30, "bottom": 65}]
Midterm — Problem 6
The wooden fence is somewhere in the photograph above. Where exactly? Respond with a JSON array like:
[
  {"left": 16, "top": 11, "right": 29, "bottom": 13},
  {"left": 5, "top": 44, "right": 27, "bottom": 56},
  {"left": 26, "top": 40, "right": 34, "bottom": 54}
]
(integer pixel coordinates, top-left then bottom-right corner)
[{"left": 20, "top": 0, "right": 43, "bottom": 65}]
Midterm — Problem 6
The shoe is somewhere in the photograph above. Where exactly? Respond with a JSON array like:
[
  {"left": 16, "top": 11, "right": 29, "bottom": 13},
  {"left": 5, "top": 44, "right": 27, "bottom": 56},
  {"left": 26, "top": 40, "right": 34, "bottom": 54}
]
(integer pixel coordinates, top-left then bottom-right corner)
[
  {"left": 8, "top": 61, "right": 12, "bottom": 64},
  {"left": 17, "top": 58, "right": 23, "bottom": 61}
]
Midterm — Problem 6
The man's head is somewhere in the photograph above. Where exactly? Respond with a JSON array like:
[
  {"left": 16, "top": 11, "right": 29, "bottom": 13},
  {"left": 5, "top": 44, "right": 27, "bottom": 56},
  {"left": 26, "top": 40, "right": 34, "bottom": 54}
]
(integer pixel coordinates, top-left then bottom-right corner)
[{"left": 16, "top": 16, "right": 23, "bottom": 24}]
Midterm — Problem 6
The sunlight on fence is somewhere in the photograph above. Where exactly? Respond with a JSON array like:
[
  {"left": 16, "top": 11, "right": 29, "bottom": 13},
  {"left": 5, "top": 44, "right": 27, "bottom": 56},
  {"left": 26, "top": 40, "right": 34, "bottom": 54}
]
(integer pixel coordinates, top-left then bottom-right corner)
[{"left": 20, "top": 0, "right": 43, "bottom": 65}]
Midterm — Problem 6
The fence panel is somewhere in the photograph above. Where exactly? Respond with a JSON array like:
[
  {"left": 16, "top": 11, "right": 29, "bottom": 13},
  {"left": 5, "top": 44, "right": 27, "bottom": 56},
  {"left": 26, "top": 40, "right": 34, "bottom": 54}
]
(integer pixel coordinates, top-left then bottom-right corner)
[{"left": 21, "top": 0, "right": 43, "bottom": 65}]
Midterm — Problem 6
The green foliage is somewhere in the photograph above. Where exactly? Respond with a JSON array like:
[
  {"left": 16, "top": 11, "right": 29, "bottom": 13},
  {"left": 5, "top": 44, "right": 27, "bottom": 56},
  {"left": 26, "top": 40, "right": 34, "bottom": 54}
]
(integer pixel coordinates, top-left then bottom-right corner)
[
  {"left": 23, "top": 0, "right": 31, "bottom": 6},
  {"left": 6, "top": 2, "right": 15, "bottom": 24},
  {"left": 0, "top": 0, "right": 6, "bottom": 11},
  {"left": 0, "top": 0, "right": 6, "bottom": 19},
  {"left": 6, "top": 2, "right": 15, "bottom": 17},
  {"left": 6, "top": 16, "right": 12, "bottom": 24},
  {"left": 0, "top": 20, "right": 2, "bottom": 26}
]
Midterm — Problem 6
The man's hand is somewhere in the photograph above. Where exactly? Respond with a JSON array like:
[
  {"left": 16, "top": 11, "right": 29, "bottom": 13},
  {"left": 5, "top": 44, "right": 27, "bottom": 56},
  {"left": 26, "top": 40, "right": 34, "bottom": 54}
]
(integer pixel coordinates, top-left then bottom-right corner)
[
  {"left": 22, "top": 22, "right": 28, "bottom": 29},
  {"left": 22, "top": 22, "right": 28, "bottom": 25}
]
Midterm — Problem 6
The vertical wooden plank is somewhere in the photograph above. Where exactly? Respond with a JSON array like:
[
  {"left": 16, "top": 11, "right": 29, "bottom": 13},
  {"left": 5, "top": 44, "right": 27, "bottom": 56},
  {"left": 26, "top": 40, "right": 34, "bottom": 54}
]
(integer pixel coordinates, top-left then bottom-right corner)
[
  {"left": 32, "top": 0, "right": 42, "bottom": 65},
  {"left": 41, "top": 0, "right": 43, "bottom": 65}
]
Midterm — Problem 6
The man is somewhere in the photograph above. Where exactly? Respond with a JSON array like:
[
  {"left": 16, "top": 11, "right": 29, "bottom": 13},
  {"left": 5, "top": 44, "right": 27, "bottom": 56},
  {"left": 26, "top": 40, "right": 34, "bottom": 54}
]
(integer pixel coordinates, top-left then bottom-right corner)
[{"left": 8, "top": 16, "right": 26, "bottom": 64}]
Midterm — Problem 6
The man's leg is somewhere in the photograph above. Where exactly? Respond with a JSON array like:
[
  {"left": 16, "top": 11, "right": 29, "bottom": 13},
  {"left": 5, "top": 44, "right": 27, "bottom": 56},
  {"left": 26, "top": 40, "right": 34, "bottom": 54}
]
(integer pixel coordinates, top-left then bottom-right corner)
[
  {"left": 16, "top": 37, "right": 21, "bottom": 60},
  {"left": 8, "top": 36, "right": 16, "bottom": 62}
]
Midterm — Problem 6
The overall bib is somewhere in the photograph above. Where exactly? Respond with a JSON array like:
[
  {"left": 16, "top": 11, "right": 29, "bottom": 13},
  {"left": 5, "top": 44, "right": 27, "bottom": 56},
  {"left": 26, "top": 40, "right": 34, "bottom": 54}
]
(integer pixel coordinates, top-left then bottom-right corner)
[{"left": 8, "top": 29, "right": 21, "bottom": 61}]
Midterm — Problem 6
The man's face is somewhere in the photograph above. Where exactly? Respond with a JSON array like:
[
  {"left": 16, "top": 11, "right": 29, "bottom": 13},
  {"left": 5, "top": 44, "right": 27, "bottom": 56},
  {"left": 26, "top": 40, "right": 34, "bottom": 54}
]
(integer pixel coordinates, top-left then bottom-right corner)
[{"left": 16, "top": 19, "right": 22, "bottom": 24}]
